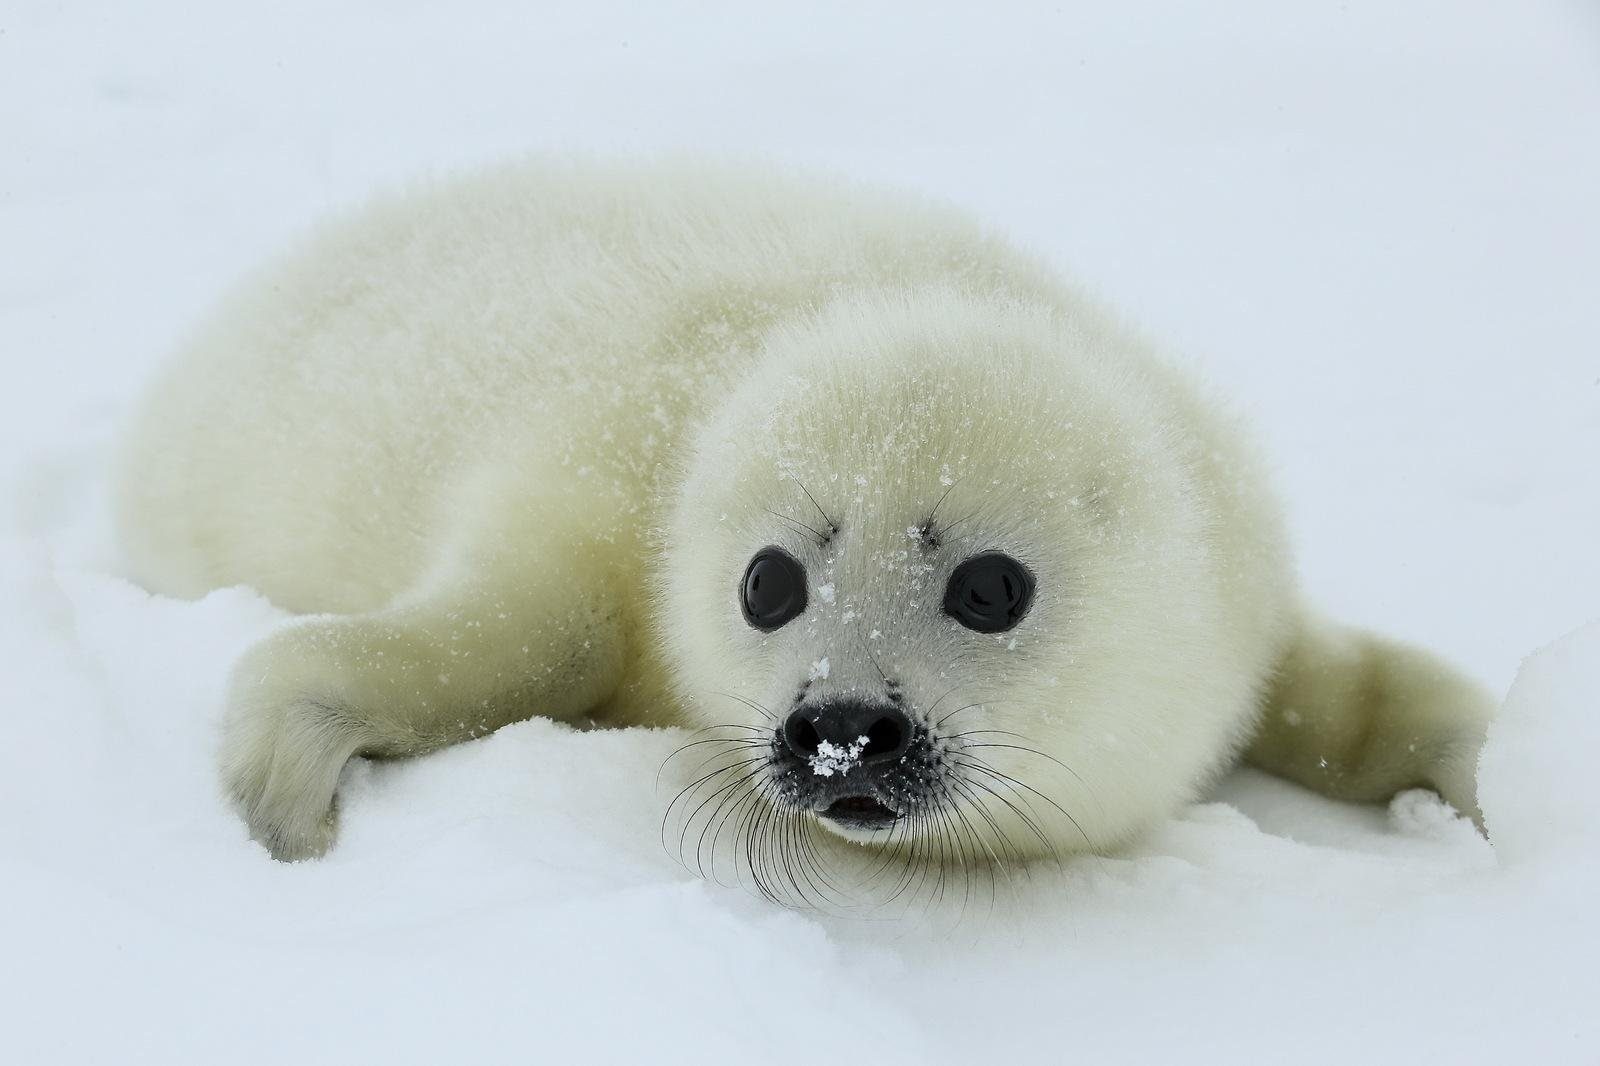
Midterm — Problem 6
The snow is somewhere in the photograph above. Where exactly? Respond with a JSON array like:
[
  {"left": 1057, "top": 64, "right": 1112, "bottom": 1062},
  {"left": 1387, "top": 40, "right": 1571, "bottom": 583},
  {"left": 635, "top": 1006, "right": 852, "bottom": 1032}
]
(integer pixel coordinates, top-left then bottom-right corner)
[
  {"left": 3, "top": 1, "right": 1599, "bottom": 1063},
  {"left": 1480, "top": 623, "right": 1600, "bottom": 866},
  {"left": 809, "top": 736, "right": 870, "bottom": 778}
]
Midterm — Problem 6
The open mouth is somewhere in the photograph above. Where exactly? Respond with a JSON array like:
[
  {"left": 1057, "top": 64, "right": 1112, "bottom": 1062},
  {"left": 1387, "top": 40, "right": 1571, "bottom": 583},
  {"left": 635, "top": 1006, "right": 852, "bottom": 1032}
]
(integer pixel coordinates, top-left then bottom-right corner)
[{"left": 818, "top": 795, "right": 899, "bottom": 832}]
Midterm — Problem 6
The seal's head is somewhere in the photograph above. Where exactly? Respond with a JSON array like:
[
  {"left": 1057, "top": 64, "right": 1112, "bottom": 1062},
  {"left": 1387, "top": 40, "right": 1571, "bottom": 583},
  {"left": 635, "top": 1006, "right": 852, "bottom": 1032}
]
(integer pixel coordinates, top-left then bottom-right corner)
[{"left": 659, "top": 289, "right": 1285, "bottom": 895}]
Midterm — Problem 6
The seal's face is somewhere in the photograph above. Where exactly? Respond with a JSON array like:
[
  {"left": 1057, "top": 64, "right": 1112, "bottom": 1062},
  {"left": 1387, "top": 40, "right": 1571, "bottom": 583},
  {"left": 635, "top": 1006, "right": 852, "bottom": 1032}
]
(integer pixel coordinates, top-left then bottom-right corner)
[
  {"left": 659, "top": 294, "right": 1265, "bottom": 899},
  {"left": 745, "top": 541, "right": 1036, "bottom": 840}
]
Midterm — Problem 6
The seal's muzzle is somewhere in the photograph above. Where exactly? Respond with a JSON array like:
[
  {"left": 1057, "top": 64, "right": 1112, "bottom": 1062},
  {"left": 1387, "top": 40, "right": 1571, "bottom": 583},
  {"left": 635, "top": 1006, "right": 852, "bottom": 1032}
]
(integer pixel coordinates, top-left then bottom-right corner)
[{"left": 776, "top": 699, "right": 918, "bottom": 832}]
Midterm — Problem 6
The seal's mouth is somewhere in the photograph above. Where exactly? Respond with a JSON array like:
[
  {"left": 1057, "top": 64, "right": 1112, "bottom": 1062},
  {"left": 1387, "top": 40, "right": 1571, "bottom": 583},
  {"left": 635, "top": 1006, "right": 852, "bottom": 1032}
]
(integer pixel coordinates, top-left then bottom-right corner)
[{"left": 818, "top": 795, "right": 899, "bottom": 832}]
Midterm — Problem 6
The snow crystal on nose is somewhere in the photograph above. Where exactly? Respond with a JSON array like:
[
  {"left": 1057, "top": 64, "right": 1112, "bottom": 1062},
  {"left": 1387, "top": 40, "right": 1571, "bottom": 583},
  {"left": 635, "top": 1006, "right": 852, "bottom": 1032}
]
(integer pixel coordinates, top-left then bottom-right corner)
[{"left": 809, "top": 735, "right": 869, "bottom": 777}]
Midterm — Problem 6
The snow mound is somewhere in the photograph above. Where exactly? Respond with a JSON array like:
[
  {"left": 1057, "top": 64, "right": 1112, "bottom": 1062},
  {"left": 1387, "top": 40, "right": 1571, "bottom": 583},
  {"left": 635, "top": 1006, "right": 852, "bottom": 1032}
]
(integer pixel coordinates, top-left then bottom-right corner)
[{"left": 1480, "top": 622, "right": 1600, "bottom": 865}]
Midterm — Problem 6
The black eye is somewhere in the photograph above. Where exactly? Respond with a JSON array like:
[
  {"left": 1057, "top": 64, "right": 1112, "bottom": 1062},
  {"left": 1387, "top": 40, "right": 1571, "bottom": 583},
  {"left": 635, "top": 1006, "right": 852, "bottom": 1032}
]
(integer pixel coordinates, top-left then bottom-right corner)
[
  {"left": 943, "top": 552, "right": 1034, "bottom": 633},
  {"left": 741, "top": 547, "right": 808, "bottom": 631}
]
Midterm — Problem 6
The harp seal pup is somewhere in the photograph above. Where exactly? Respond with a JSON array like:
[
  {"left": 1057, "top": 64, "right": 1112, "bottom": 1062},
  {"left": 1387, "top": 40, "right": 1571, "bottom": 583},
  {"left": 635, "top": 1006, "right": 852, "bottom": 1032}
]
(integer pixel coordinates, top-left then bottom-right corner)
[{"left": 113, "top": 159, "right": 1494, "bottom": 866}]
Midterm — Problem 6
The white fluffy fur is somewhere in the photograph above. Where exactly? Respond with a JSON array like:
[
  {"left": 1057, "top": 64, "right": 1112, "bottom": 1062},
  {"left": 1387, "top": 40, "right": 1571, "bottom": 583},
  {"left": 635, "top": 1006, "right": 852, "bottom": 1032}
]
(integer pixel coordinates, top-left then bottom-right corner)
[{"left": 114, "top": 159, "right": 1493, "bottom": 866}]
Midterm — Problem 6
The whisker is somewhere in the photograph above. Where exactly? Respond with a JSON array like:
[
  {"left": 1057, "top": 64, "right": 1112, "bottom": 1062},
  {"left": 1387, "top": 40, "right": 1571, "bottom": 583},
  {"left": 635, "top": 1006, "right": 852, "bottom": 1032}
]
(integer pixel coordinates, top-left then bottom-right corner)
[
  {"left": 948, "top": 777, "right": 1028, "bottom": 870},
  {"left": 732, "top": 779, "right": 773, "bottom": 897},
  {"left": 922, "top": 684, "right": 962, "bottom": 722},
  {"left": 711, "top": 691, "right": 780, "bottom": 724},
  {"left": 783, "top": 812, "right": 834, "bottom": 910},
  {"left": 878, "top": 814, "right": 926, "bottom": 908},
  {"left": 656, "top": 723, "right": 772, "bottom": 791},
  {"left": 743, "top": 793, "right": 779, "bottom": 904},
  {"left": 795, "top": 817, "right": 852, "bottom": 908},
  {"left": 708, "top": 779, "right": 769, "bottom": 886},
  {"left": 955, "top": 753, "right": 1092, "bottom": 852},
  {"left": 765, "top": 508, "right": 828, "bottom": 543},
  {"left": 856, "top": 807, "right": 913, "bottom": 888},
  {"left": 949, "top": 729, "right": 1108, "bottom": 824},
  {"left": 928, "top": 477, "right": 960, "bottom": 527},
  {"left": 936, "top": 701, "right": 990, "bottom": 730},
  {"left": 675, "top": 761, "right": 770, "bottom": 872},
  {"left": 952, "top": 765, "right": 1061, "bottom": 863},
  {"left": 679, "top": 740, "right": 770, "bottom": 781},
  {"left": 792, "top": 477, "right": 836, "bottom": 535},
  {"left": 699, "top": 781, "right": 761, "bottom": 886},
  {"left": 856, "top": 629, "right": 891, "bottom": 687},
  {"left": 945, "top": 787, "right": 1008, "bottom": 916},
  {"left": 656, "top": 729, "right": 768, "bottom": 781},
  {"left": 958, "top": 741, "right": 1090, "bottom": 788},
  {"left": 661, "top": 754, "right": 764, "bottom": 848},
  {"left": 936, "top": 508, "right": 981, "bottom": 539}
]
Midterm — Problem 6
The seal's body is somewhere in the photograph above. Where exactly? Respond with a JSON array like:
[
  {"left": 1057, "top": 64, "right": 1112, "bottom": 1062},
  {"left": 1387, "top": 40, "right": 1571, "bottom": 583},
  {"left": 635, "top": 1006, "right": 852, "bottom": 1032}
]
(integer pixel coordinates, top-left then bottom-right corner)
[{"left": 115, "top": 161, "right": 1492, "bottom": 870}]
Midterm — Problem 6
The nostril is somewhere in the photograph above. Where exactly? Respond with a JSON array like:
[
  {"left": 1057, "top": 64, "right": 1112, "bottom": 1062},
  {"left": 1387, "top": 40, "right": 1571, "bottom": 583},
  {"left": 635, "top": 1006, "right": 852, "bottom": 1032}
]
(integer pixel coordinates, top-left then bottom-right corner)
[
  {"left": 861, "top": 710, "right": 909, "bottom": 762},
  {"left": 783, "top": 712, "right": 821, "bottom": 758},
  {"left": 783, "top": 702, "right": 911, "bottom": 765}
]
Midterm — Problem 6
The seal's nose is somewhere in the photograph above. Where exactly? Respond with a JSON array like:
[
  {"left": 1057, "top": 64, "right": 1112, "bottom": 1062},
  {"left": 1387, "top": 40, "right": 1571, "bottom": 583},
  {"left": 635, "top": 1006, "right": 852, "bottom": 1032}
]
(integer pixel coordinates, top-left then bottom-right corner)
[{"left": 782, "top": 700, "right": 911, "bottom": 765}]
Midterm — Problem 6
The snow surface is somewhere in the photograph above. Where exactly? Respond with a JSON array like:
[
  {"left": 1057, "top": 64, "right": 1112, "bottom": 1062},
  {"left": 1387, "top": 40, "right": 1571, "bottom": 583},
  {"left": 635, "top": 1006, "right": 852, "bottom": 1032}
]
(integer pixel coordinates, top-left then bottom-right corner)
[{"left": 3, "top": 1, "right": 1599, "bottom": 1063}]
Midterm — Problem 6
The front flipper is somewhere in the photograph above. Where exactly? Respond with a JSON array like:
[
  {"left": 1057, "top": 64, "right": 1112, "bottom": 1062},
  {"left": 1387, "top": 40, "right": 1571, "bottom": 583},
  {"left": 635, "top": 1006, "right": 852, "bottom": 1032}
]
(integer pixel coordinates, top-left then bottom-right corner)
[
  {"left": 221, "top": 507, "right": 627, "bottom": 860},
  {"left": 1245, "top": 614, "right": 1494, "bottom": 826}
]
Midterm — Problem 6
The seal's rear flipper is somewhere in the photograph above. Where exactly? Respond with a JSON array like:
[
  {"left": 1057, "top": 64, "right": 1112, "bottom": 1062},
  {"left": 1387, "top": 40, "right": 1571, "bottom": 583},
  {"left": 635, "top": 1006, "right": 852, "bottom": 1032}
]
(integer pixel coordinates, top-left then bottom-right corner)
[{"left": 1244, "top": 613, "right": 1494, "bottom": 828}]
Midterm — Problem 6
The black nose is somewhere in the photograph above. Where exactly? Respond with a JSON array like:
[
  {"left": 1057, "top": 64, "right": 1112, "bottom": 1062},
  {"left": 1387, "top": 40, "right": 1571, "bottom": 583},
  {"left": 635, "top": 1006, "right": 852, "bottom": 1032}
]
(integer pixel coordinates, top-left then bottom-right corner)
[{"left": 782, "top": 700, "right": 912, "bottom": 765}]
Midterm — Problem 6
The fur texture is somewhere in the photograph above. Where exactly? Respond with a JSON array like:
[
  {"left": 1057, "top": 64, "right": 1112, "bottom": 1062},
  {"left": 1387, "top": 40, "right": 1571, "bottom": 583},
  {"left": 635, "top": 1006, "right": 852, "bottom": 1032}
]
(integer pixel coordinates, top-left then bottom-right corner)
[{"left": 113, "top": 159, "right": 1493, "bottom": 866}]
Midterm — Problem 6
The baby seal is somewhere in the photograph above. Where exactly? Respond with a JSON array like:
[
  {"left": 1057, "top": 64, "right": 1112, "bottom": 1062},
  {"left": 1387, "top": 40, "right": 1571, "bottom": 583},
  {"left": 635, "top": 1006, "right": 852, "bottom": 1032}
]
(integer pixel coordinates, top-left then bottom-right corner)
[{"left": 114, "top": 160, "right": 1494, "bottom": 879}]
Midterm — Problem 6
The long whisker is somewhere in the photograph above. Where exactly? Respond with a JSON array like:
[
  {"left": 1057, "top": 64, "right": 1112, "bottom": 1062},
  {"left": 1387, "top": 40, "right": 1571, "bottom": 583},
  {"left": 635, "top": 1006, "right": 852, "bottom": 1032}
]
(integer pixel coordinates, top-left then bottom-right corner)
[
  {"left": 701, "top": 779, "right": 755, "bottom": 887},
  {"left": 948, "top": 777, "right": 1028, "bottom": 871},
  {"left": 955, "top": 757, "right": 1085, "bottom": 860},
  {"left": 732, "top": 778, "right": 773, "bottom": 897},
  {"left": 952, "top": 765, "right": 1061, "bottom": 863},
  {"left": 856, "top": 629, "right": 891, "bottom": 687},
  {"left": 948, "top": 730, "right": 1107, "bottom": 824},
  {"left": 791, "top": 477, "right": 835, "bottom": 534},
  {"left": 945, "top": 784, "right": 1011, "bottom": 911},
  {"left": 708, "top": 779, "right": 768, "bottom": 886},
  {"left": 663, "top": 754, "right": 763, "bottom": 850},
  {"left": 661, "top": 735, "right": 768, "bottom": 771},
  {"left": 676, "top": 741, "right": 769, "bottom": 786},
  {"left": 958, "top": 741, "right": 1090, "bottom": 789},
  {"left": 956, "top": 752, "right": 1090, "bottom": 842},
  {"left": 656, "top": 723, "right": 772, "bottom": 791},
  {"left": 711, "top": 691, "right": 780, "bottom": 724},
  {"left": 939, "top": 796, "right": 978, "bottom": 911},
  {"left": 936, "top": 508, "right": 981, "bottom": 539},
  {"left": 661, "top": 755, "right": 760, "bottom": 847},
  {"left": 856, "top": 805, "right": 913, "bottom": 888},
  {"left": 680, "top": 763, "right": 772, "bottom": 875},
  {"left": 765, "top": 508, "right": 828, "bottom": 543},
  {"left": 936, "top": 701, "right": 990, "bottom": 730},
  {"left": 928, "top": 477, "right": 960, "bottom": 527},
  {"left": 922, "top": 684, "right": 962, "bottom": 723},
  {"left": 798, "top": 816, "right": 857, "bottom": 907},
  {"left": 699, "top": 780, "right": 761, "bottom": 885}
]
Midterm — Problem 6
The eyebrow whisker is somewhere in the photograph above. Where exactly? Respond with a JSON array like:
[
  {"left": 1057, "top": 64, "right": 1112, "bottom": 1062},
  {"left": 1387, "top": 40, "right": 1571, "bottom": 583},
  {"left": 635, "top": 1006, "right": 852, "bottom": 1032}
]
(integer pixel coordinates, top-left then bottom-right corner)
[
  {"left": 764, "top": 508, "right": 828, "bottom": 544},
  {"left": 791, "top": 477, "right": 838, "bottom": 538}
]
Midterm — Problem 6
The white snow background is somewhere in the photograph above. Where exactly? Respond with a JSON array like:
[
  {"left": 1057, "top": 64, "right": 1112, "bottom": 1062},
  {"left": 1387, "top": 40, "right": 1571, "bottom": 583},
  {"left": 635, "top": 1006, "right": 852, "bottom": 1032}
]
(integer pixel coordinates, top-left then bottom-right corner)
[{"left": 3, "top": 2, "right": 1599, "bottom": 1063}]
